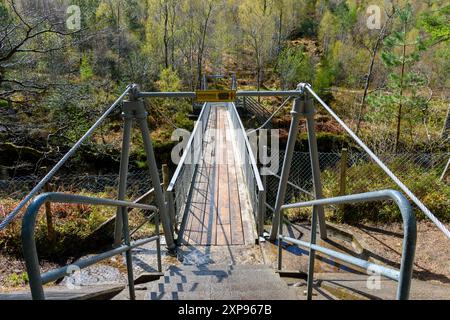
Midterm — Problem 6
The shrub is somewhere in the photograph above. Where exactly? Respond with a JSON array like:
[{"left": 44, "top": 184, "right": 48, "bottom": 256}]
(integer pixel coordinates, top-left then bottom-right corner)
[{"left": 321, "top": 161, "right": 450, "bottom": 223}]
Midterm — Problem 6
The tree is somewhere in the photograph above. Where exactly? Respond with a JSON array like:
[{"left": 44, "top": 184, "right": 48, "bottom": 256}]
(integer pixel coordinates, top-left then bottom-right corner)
[
  {"left": 355, "top": 3, "right": 396, "bottom": 134},
  {"left": 239, "top": 0, "right": 275, "bottom": 92},
  {"left": 0, "top": 1, "right": 79, "bottom": 106},
  {"left": 277, "top": 46, "right": 314, "bottom": 89},
  {"left": 368, "top": 4, "right": 429, "bottom": 152}
]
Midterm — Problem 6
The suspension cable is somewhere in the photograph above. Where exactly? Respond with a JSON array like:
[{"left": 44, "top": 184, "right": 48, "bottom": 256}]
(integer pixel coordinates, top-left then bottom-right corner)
[{"left": 247, "top": 96, "right": 293, "bottom": 134}]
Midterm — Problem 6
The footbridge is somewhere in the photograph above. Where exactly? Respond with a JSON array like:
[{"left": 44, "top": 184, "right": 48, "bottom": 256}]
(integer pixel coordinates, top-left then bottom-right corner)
[{"left": 1, "top": 79, "right": 449, "bottom": 301}]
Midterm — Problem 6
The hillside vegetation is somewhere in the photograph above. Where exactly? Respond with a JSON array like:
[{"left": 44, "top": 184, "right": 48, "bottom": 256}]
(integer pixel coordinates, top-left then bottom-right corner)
[{"left": 0, "top": 0, "right": 448, "bottom": 179}]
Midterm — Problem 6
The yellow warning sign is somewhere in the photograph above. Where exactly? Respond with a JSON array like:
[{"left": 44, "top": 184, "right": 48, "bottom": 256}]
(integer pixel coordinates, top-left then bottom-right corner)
[{"left": 195, "top": 90, "right": 236, "bottom": 102}]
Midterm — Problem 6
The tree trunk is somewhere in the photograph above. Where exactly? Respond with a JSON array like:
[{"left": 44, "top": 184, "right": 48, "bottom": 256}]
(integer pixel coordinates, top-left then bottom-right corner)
[
  {"left": 277, "top": 7, "right": 283, "bottom": 55},
  {"left": 356, "top": 15, "right": 393, "bottom": 134},
  {"left": 163, "top": 1, "right": 169, "bottom": 69},
  {"left": 196, "top": 3, "right": 213, "bottom": 88},
  {"left": 394, "top": 22, "right": 408, "bottom": 153}
]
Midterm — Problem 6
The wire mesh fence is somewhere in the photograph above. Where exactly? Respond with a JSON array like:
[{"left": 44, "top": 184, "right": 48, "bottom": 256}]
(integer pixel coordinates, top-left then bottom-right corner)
[
  {"left": 264, "top": 150, "right": 450, "bottom": 222},
  {"left": 0, "top": 151, "right": 448, "bottom": 222},
  {"left": 0, "top": 170, "right": 160, "bottom": 200}
]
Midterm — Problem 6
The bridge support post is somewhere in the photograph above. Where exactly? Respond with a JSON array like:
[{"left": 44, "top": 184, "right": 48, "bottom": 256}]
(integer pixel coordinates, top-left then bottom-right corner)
[
  {"left": 134, "top": 104, "right": 176, "bottom": 252},
  {"left": 114, "top": 104, "right": 134, "bottom": 246},
  {"left": 269, "top": 85, "right": 328, "bottom": 241},
  {"left": 114, "top": 86, "right": 176, "bottom": 252},
  {"left": 303, "top": 95, "right": 327, "bottom": 240},
  {"left": 269, "top": 97, "right": 302, "bottom": 241}
]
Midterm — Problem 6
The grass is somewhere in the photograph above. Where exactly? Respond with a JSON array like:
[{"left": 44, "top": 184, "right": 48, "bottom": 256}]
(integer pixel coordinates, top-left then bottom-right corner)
[{"left": 5, "top": 272, "right": 28, "bottom": 287}]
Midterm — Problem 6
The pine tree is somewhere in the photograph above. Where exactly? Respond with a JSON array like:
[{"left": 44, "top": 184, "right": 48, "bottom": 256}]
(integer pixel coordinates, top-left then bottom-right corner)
[{"left": 368, "top": 4, "right": 428, "bottom": 152}]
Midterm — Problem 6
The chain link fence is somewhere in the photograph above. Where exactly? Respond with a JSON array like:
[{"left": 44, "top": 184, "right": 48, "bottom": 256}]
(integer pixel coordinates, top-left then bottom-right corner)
[
  {"left": 264, "top": 150, "right": 450, "bottom": 222},
  {"left": 0, "top": 151, "right": 449, "bottom": 221},
  {"left": 0, "top": 170, "right": 160, "bottom": 200}
]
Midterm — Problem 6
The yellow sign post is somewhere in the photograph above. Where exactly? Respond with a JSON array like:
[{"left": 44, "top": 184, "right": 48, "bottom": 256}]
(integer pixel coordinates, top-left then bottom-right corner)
[{"left": 195, "top": 90, "right": 237, "bottom": 102}]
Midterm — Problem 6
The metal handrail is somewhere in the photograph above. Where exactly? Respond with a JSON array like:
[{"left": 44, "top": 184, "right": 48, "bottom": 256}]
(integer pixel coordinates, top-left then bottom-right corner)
[
  {"left": 229, "top": 103, "right": 264, "bottom": 191},
  {"left": 278, "top": 189, "right": 416, "bottom": 300},
  {"left": 22, "top": 192, "right": 162, "bottom": 300},
  {"left": 0, "top": 85, "right": 133, "bottom": 230},
  {"left": 228, "top": 102, "right": 265, "bottom": 235},
  {"left": 167, "top": 102, "right": 208, "bottom": 192},
  {"left": 167, "top": 103, "right": 211, "bottom": 234},
  {"left": 303, "top": 84, "right": 449, "bottom": 239}
]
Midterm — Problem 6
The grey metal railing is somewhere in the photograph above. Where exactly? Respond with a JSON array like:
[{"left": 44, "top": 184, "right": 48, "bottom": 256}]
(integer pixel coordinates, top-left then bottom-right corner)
[
  {"left": 167, "top": 103, "right": 211, "bottom": 235},
  {"left": 228, "top": 102, "right": 266, "bottom": 236},
  {"left": 277, "top": 189, "right": 416, "bottom": 300},
  {"left": 21, "top": 192, "right": 162, "bottom": 300}
]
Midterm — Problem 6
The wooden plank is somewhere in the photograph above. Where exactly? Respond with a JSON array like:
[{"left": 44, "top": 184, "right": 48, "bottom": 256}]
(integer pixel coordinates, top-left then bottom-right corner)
[
  {"left": 0, "top": 285, "right": 125, "bottom": 300},
  {"left": 187, "top": 163, "right": 208, "bottom": 244},
  {"left": 179, "top": 104, "right": 257, "bottom": 246},
  {"left": 201, "top": 107, "right": 217, "bottom": 245},
  {"left": 215, "top": 108, "right": 231, "bottom": 245},
  {"left": 196, "top": 107, "right": 214, "bottom": 245},
  {"left": 227, "top": 131, "right": 245, "bottom": 245},
  {"left": 212, "top": 107, "right": 222, "bottom": 245}
]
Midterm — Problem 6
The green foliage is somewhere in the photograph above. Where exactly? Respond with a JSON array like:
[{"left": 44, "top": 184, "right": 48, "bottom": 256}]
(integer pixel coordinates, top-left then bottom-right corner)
[
  {"left": 367, "top": 4, "right": 430, "bottom": 150},
  {"left": 292, "top": 0, "right": 318, "bottom": 38},
  {"left": 277, "top": 46, "right": 314, "bottom": 88},
  {"left": 157, "top": 68, "right": 182, "bottom": 92},
  {"left": 420, "top": 5, "right": 450, "bottom": 44},
  {"left": 297, "top": 132, "right": 348, "bottom": 152},
  {"left": 321, "top": 162, "right": 450, "bottom": 223},
  {"left": 6, "top": 272, "right": 29, "bottom": 287},
  {"left": 313, "top": 58, "right": 335, "bottom": 102},
  {"left": 80, "top": 54, "right": 94, "bottom": 81}
]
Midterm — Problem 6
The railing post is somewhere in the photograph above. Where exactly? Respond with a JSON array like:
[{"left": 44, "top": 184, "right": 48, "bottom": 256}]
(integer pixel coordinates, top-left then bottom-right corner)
[
  {"left": 155, "top": 211, "right": 162, "bottom": 273},
  {"left": 163, "top": 164, "right": 175, "bottom": 233},
  {"left": 258, "top": 174, "right": 267, "bottom": 237},
  {"left": 269, "top": 95, "right": 303, "bottom": 241},
  {"left": 303, "top": 93, "right": 328, "bottom": 240},
  {"left": 306, "top": 205, "right": 318, "bottom": 300},
  {"left": 121, "top": 203, "right": 136, "bottom": 300}
]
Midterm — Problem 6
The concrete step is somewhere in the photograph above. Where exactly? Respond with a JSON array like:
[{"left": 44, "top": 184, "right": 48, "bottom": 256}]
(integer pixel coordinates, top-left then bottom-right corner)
[
  {"left": 0, "top": 284, "right": 125, "bottom": 300},
  {"left": 145, "top": 264, "right": 297, "bottom": 300}
]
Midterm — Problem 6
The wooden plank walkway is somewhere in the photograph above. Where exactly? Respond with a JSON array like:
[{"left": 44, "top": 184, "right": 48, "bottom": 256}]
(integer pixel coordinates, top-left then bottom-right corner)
[{"left": 181, "top": 104, "right": 256, "bottom": 246}]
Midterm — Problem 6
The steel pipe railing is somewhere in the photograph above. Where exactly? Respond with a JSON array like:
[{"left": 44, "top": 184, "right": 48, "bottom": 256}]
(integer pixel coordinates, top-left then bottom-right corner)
[
  {"left": 21, "top": 192, "right": 162, "bottom": 300},
  {"left": 277, "top": 189, "right": 416, "bottom": 300},
  {"left": 228, "top": 102, "right": 265, "bottom": 236},
  {"left": 167, "top": 103, "right": 211, "bottom": 234}
]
